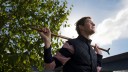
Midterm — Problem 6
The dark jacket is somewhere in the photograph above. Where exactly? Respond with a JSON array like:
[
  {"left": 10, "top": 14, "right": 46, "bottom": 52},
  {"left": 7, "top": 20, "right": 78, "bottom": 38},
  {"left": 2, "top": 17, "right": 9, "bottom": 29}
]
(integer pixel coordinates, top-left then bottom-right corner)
[{"left": 63, "top": 35, "right": 97, "bottom": 72}]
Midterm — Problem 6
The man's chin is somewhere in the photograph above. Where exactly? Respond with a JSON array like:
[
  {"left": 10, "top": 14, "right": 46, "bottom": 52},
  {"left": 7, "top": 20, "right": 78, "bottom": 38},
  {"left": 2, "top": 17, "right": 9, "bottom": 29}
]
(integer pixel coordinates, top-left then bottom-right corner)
[{"left": 90, "top": 31, "right": 95, "bottom": 35}]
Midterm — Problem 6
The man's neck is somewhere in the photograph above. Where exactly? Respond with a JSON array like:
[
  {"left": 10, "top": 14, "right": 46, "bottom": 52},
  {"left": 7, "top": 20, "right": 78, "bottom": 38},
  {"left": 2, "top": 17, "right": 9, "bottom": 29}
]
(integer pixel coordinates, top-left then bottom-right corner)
[{"left": 81, "top": 33, "right": 90, "bottom": 39}]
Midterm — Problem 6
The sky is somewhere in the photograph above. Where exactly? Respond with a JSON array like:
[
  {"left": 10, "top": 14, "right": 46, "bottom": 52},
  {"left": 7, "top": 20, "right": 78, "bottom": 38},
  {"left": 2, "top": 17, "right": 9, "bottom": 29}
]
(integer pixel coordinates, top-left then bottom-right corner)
[{"left": 61, "top": 0, "right": 128, "bottom": 58}]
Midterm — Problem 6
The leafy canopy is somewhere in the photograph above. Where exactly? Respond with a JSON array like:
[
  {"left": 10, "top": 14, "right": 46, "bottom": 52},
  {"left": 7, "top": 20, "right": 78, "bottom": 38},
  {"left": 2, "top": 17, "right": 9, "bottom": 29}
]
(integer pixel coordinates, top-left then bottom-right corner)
[{"left": 0, "top": 0, "right": 72, "bottom": 71}]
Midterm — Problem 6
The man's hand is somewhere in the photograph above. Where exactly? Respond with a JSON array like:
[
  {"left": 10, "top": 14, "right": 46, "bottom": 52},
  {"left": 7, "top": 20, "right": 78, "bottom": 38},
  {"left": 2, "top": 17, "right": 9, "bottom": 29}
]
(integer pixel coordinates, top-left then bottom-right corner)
[
  {"left": 93, "top": 44, "right": 102, "bottom": 55},
  {"left": 97, "top": 66, "right": 102, "bottom": 72},
  {"left": 38, "top": 27, "right": 51, "bottom": 48}
]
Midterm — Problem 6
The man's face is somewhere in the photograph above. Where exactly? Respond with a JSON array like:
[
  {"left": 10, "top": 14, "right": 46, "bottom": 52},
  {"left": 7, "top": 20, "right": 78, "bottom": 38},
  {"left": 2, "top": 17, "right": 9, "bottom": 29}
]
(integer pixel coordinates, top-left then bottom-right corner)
[{"left": 81, "top": 18, "right": 95, "bottom": 35}]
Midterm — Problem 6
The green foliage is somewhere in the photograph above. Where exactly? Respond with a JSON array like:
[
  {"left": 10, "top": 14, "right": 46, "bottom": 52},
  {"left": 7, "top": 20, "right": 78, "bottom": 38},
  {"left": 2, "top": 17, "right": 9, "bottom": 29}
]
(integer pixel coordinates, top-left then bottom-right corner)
[{"left": 0, "top": 0, "right": 72, "bottom": 71}]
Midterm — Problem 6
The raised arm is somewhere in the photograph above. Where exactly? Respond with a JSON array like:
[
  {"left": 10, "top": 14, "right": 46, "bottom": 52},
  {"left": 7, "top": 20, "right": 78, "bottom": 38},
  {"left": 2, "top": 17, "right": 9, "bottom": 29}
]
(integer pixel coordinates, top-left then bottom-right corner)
[
  {"left": 93, "top": 44, "right": 103, "bottom": 72},
  {"left": 38, "top": 28, "right": 74, "bottom": 70},
  {"left": 38, "top": 28, "right": 56, "bottom": 70}
]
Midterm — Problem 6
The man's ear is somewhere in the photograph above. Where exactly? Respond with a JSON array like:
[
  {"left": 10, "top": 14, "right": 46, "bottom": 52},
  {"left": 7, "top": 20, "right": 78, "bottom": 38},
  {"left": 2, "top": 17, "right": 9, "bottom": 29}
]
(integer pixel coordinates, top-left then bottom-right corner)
[{"left": 79, "top": 25, "right": 84, "bottom": 30}]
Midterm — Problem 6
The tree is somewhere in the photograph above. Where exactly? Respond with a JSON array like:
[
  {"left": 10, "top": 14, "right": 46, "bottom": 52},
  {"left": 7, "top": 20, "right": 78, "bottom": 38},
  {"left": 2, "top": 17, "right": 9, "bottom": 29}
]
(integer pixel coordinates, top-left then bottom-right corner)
[{"left": 0, "top": 0, "right": 72, "bottom": 71}]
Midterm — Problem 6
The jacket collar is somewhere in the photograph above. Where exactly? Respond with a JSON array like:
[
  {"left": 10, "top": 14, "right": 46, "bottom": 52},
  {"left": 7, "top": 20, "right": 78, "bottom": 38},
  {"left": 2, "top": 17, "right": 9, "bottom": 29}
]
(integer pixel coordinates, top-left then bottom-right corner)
[{"left": 77, "top": 35, "right": 92, "bottom": 44}]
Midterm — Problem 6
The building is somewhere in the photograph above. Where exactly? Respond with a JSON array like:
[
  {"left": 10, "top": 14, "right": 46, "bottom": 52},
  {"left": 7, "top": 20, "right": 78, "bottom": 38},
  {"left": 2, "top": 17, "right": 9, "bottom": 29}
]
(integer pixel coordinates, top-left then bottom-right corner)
[{"left": 101, "top": 52, "right": 128, "bottom": 72}]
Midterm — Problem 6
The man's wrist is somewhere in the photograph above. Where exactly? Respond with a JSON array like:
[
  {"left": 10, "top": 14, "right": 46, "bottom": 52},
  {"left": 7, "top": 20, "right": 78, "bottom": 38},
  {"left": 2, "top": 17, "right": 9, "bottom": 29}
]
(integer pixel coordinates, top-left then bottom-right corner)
[
  {"left": 45, "top": 44, "right": 51, "bottom": 49},
  {"left": 44, "top": 39, "right": 51, "bottom": 49}
]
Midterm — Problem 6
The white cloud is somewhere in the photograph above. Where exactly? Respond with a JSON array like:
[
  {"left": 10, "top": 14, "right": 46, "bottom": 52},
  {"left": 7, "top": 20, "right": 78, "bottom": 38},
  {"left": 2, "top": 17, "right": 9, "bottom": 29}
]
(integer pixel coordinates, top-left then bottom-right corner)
[
  {"left": 91, "top": 8, "right": 128, "bottom": 46},
  {"left": 61, "top": 0, "right": 128, "bottom": 47},
  {"left": 121, "top": 0, "right": 128, "bottom": 8}
]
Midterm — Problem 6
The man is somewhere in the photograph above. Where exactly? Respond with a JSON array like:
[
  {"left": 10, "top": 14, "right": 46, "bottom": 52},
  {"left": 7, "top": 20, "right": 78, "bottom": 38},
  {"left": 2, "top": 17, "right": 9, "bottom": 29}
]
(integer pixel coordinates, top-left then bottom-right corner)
[{"left": 38, "top": 17, "right": 103, "bottom": 72}]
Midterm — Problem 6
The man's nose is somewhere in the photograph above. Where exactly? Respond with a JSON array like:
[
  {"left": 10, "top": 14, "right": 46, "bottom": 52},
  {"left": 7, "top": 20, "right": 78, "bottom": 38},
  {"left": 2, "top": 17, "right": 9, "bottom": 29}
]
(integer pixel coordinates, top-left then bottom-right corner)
[{"left": 92, "top": 23, "right": 95, "bottom": 26}]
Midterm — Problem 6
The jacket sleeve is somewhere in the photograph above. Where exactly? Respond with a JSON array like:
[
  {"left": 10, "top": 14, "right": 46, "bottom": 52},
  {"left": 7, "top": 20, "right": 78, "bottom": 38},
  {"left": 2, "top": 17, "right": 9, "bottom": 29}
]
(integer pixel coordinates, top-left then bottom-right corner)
[
  {"left": 97, "top": 54, "right": 103, "bottom": 67},
  {"left": 44, "top": 42, "right": 74, "bottom": 70}
]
